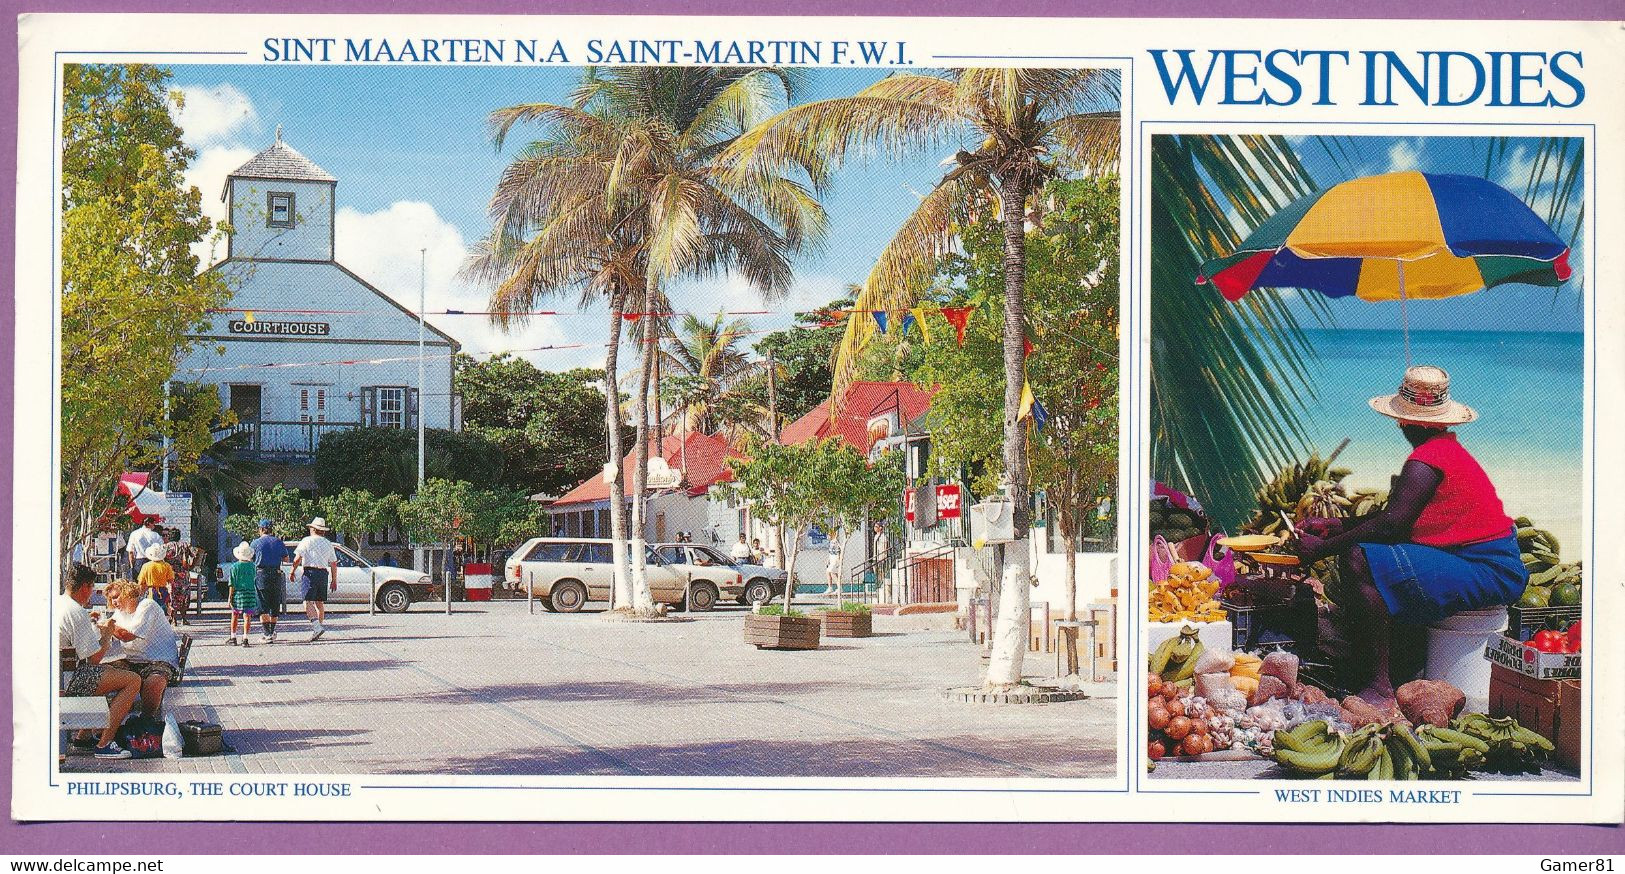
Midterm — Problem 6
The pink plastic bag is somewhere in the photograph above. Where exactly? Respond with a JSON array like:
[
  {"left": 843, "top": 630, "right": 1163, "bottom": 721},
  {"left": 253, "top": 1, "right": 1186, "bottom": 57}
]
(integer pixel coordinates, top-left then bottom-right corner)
[
  {"left": 1204, "top": 534, "right": 1237, "bottom": 589},
  {"left": 1150, "top": 535, "right": 1176, "bottom": 582}
]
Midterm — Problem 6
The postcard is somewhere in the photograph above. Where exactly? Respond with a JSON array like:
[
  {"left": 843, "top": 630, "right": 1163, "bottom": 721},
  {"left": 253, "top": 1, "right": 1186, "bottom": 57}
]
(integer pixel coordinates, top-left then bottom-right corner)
[{"left": 11, "top": 12, "right": 1622, "bottom": 824}]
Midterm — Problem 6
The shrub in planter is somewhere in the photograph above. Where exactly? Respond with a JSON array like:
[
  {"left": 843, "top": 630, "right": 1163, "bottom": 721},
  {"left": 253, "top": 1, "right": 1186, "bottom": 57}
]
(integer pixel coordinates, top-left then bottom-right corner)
[
  {"left": 820, "top": 602, "right": 873, "bottom": 638},
  {"left": 745, "top": 609, "right": 821, "bottom": 650}
]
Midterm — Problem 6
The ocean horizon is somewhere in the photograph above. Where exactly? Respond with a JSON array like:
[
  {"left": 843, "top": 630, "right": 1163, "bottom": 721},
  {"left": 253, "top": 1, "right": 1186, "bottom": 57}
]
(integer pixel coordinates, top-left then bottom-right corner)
[{"left": 1293, "top": 328, "right": 1584, "bottom": 553}]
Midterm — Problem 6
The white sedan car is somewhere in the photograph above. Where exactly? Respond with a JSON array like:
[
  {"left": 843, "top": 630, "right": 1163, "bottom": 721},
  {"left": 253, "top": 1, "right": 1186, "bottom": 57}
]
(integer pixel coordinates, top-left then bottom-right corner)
[{"left": 217, "top": 541, "right": 435, "bottom": 613}]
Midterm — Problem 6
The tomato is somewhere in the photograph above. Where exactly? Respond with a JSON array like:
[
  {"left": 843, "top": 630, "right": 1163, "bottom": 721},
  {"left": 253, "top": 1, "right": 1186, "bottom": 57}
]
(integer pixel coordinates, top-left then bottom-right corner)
[
  {"left": 1566, "top": 620, "right": 1583, "bottom": 652},
  {"left": 1557, "top": 638, "right": 1575, "bottom": 654},
  {"left": 1532, "top": 630, "right": 1564, "bottom": 653}
]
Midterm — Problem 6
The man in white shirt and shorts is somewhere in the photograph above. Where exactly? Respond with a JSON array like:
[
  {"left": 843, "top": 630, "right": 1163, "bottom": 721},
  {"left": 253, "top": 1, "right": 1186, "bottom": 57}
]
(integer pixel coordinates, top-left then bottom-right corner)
[
  {"left": 57, "top": 563, "right": 141, "bottom": 759},
  {"left": 291, "top": 517, "right": 340, "bottom": 641}
]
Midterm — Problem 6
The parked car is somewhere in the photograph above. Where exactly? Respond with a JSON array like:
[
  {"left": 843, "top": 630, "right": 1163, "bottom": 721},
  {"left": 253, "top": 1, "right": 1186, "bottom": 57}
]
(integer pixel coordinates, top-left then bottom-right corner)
[
  {"left": 505, "top": 537, "right": 728, "bottom": 612},
  {"left": 655, "top": 543, "right": 786, "bottom": 606},
  {"left": 650, "top": 543, "right": 747, "bottom": 608},
  {"left": 215, "top": 541, "right": 434, "bottom": 613}
]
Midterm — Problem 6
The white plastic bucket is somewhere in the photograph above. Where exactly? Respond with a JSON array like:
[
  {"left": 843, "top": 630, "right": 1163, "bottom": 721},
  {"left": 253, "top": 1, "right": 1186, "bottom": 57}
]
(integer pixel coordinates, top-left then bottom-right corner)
[{"left": 1425, "top": 607, "right": 1508, "bottom": 712}]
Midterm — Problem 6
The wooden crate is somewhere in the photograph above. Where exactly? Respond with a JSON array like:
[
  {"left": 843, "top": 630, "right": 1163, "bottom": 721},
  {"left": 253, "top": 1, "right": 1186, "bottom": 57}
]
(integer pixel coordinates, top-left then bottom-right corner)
[
  {"left": 820, "top": 610, "right": 872, "bottom": 638},
  {"left": 744, "top": 613, "right": 821, "bottom": 650},
  {"left": 1489, "top": 663, "right": 1581, "bottom": 770}
]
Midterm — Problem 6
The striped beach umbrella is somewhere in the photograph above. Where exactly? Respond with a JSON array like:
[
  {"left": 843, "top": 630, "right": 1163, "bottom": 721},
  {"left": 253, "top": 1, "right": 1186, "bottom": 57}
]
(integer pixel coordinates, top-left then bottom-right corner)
[{"left": 1196, "top": 171, "right": 1572, "bottom": 363}]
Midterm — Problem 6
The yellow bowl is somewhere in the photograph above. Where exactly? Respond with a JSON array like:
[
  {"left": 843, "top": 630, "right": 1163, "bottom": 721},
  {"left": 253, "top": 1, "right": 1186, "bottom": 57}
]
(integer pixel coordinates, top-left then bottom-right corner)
[
  {"left": 1251, "top": 552, "right": 1301, "bottom": 566},
  {"left": 1215, "top": 534, "right": 1280, "bottom": 552}
]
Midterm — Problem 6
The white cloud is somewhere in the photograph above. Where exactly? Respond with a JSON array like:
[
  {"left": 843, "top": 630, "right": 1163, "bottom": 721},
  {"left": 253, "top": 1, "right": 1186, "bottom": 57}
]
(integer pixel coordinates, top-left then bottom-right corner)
[
  {"left": 170, "top": 84, "right": 259, "bottom": 147},
  {"left": 665, "top": 271, "right": 852, "bottom": 320},
  {"left": 333, "top": 200, "right": 588, "bottom": 370},
  {"left": 1386, "top": 140, "right": 1421, "bottom": 172},
  {"left": 183, "top": 145, "right": 255, "bottom": 264}
]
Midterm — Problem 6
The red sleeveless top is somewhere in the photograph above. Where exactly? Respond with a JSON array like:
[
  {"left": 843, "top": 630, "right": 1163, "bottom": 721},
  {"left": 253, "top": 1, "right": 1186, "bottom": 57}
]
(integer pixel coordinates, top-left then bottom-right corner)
[{"left": 1407, "top": 433, "right": 1513, "bottom": 548}]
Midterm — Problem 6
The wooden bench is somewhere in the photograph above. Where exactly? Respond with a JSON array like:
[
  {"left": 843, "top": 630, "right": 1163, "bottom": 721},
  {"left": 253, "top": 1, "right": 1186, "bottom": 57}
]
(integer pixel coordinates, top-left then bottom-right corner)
[{"left": 58, "top": 634, "right": 191, "bottom": 733}]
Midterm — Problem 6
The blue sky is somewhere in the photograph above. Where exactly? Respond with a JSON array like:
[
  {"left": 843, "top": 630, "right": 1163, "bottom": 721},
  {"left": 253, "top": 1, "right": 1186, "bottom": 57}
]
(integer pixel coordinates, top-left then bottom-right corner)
[
  {"left": 1274, "top": 134, "right": 1586, "bottom": 333},
  {"left": 168, "top": 64, "right": 952, "bottom": 372}
]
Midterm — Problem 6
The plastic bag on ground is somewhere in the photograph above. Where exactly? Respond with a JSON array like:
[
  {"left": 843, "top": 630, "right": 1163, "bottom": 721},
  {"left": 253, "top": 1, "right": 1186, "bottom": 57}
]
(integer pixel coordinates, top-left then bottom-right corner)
[{"left": 162, "top": 713, "right": 184, "bottom": 758}]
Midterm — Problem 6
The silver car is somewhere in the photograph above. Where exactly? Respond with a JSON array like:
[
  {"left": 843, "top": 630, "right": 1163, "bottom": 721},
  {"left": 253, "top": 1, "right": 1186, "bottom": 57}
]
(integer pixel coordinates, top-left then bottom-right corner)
[
  {"left": 506, "top": 537, "right": 734, "bottom": 612},
  {"left": 217, "top": 541, "right": 433, "bottom": 613},
  {"left": 653, "top": 543, "right": 785, "bottom": 606}
]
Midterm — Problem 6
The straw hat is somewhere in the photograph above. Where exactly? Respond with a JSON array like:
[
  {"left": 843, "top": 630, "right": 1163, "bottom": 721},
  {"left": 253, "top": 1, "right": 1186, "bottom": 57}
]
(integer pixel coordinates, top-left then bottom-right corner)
[
  {"left": 144, "top": 544, "right": 168, "bottom": 562},
  {"left": 1368, "top": 365, "right": 1478, "bottom": 426},
  {"left": 307, "top": 516, "right": 331, "bottom": 533},
  {"left": 232, "top": 541, "right": 255, "bottom": 562}
]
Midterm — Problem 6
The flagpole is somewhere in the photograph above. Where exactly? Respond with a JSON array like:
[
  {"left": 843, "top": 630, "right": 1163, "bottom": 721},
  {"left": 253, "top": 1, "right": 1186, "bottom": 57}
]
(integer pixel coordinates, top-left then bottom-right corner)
[{"left": 1397, "top": 259, "right": 1411, "bottom": 368}]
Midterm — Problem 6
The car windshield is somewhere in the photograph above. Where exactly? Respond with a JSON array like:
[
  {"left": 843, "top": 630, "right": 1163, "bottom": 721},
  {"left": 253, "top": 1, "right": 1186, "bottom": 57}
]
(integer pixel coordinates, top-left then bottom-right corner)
[{"left": 336, "top": 547, "right": 368, "bottom": 568}]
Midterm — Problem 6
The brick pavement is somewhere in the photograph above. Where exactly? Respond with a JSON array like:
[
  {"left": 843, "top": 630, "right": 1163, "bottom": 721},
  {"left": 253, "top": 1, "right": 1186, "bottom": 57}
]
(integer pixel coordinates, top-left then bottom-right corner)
[{"left": 61, "top": 601, "right": 1118, "bottom": 778}]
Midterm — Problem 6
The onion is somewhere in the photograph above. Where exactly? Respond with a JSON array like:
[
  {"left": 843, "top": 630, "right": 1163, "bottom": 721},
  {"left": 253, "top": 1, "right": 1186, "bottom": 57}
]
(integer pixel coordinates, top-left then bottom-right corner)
[
  {"left": 1191, "top": 718, "right": 1210, "bottom": 736},
  {"left": 1148, "top": 704, "right": 1171, "bottom": 731},
  {"left": 1148, "top": 676, "right": 1164, "bottom": 698},
  {"left": 1148, "top": 739, "right": 1166, "bottom": 760},
  {"left": 1165, "top": 716, "right": 1193, "bottom": 740}
]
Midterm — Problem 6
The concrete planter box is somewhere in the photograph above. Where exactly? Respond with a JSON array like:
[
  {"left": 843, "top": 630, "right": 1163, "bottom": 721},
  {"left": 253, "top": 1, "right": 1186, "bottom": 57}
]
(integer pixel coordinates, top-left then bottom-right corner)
[
  {"left": 820, "top": 610, "right": 873, "bottom": 638},
  {"left": 744, "top": 613, "right": 821, "bottom": 650}
]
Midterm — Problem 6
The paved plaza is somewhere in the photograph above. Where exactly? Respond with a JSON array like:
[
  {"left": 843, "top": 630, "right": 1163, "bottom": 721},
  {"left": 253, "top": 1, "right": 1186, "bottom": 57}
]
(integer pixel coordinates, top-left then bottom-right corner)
[{"left": 62, "top": 600, "right": 1118, "bottom": 778}]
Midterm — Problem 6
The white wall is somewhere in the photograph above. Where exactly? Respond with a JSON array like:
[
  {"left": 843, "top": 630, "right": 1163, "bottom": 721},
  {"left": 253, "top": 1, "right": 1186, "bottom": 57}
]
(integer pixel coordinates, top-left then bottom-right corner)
[
  {"left": 229, "top": 178, "right": 334, "bottom": 262},
  {"left": 179, "top": 259, "right": 457, "bottom": 437}
]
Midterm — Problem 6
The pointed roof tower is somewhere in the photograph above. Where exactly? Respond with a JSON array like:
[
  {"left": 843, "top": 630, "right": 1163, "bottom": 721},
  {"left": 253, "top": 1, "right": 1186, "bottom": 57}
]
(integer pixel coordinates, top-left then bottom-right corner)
[{"left": 221, "top": 127, "right": 337, "bottom": 199}]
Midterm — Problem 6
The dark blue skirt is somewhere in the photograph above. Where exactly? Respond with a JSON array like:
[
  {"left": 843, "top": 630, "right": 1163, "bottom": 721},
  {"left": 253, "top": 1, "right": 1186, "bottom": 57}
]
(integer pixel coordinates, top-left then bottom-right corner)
[{"left": 1360, "top": 527, "right": 1528, "bottom": 625}]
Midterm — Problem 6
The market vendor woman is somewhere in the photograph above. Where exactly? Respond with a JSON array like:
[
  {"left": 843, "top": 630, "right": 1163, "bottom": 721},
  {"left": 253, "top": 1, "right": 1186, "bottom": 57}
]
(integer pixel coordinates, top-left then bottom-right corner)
[{"left": 1295, "top": 366, "right": 1527, "bottom": 709}]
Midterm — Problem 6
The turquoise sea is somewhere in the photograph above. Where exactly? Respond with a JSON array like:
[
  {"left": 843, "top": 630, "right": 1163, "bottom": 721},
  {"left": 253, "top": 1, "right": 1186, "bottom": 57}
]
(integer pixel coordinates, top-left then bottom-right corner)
[{"left": 1295, "top": 329, "right": 1584, "bottom": 552}]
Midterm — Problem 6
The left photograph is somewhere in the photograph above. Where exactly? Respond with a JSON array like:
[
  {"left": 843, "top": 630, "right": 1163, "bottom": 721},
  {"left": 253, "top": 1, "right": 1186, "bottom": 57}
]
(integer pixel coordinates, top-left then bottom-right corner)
[{"left": 54, "top": 64, "right": 1125, "bottom": 779}]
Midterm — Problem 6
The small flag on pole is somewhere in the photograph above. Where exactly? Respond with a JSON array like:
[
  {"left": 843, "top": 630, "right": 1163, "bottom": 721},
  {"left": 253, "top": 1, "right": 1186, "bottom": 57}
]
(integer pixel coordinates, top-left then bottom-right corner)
[
  {"left": 1018, "top": 380, "right": 1036, "bottom": 421},
  {"left": 1032, "top": 399, "right": 1050, "bottom": 433},
  {"left": 872, "top": 311, "right": 888, "bottom": 334},
  {"left": 899, "top": 312, "right": 916, "bottom": 336}
]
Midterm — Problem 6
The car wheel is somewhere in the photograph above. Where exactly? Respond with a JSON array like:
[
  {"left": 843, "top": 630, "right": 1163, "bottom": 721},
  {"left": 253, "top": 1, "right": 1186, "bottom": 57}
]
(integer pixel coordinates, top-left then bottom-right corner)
[
  {"left": 550, "top": 580, "right": 587, "bottom": 613},
  {"left": 686, "top": 582, "right": 719, "bottom": 612},
  {"left": 376, "top": 583, "right": 411, "bottom": 614},
  {"left": 744, "top": 579, "right": 774, "bottom": 606},
  {"left": 539, "top": 597, "right": 557, "bottom": 613}
]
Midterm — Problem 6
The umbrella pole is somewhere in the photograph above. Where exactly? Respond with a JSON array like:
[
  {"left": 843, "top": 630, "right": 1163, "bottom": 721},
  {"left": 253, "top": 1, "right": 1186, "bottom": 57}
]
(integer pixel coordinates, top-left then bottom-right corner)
[{"left": 1397, "top": 259, "right": 1412, "bottom": 368}]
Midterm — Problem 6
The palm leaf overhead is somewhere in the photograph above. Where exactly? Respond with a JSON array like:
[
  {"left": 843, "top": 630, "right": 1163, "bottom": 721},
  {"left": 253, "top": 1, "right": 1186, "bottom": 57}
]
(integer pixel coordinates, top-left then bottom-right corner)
[
  {"left": 722, "top": 68, "right": 1121, "bottom": 407},
  {"left": 1149, "top": 134, "right": 1329, "bottom": 528}
]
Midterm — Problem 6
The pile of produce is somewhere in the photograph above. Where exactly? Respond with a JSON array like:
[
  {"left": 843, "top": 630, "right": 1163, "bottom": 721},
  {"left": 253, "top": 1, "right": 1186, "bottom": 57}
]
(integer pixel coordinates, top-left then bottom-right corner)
[
  {"left": 1148, "top": 644, "right": 1347, "bottom": 762},
  {"left": 1149, "top": 498, "right": 1208, "bottom": 544},
  {"left": 1148, "top": 562, "right": 1226, "bottom": 623},
  {"left": 1268, "top": 712, "right": 1553, "bottom": 779},
  {"left": 1147, "top": 624, "right": 1204, "bottom": 683},
  {"left": 1526, "top": 621, "right": 1582, "bottom": 654},
  {"left": 1146, "top": 675, "right": 1222, "bottom": 759},
  {"left": 1515, "top": 516, "right": 1582, "bottom": 610},
  {"left": 1240, "top": 452, "right": 1385, "bottom": 539}
]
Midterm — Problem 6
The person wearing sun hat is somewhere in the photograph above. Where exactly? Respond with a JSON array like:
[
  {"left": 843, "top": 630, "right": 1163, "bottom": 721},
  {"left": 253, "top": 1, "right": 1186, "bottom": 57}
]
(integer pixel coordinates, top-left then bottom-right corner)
[
  {"left": 291, "top": 517, "right": 340, "bottom": 641},
  {"left": 135, "top": 543, "right": 176, "bottom": 616},
  {"left": 1296, "top": 365, "right": 1526, "bottom": 712},
  {"left": 226, "top": 541, "right": 260, "bottom": 647}
]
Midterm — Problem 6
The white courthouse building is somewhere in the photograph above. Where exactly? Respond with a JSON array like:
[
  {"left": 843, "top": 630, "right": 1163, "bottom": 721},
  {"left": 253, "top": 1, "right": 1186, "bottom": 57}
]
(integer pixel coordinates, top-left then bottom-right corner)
[{"left": 178, "top": 133, "right": 460, "bottom": 549}]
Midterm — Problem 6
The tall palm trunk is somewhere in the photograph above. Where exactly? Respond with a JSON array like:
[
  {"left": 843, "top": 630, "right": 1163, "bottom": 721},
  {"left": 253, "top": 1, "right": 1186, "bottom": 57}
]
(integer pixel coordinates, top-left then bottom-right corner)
[
  {"left": 986, "top": 174, "right": 1034, "bottom": 689},
  {"left": 627, "top": 308, "right": 659, "bottom": 614},
  {"left": 603, "top": 289, "right": 632, "bottom": 608}
]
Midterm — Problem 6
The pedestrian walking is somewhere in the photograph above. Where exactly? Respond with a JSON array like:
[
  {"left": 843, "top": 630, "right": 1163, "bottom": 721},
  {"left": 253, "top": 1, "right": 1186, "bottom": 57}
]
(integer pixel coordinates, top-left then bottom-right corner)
[
  {"left": 136, "top": 544, "right": 174, "bottom": 616},
  {"left": 730, "top": 533, "right": 752, "bottom": 563},
  {"left": 250, "top": 519, "right": 288, "bottom": 643},
  {"left": 824, "top": 545, "right": 843, "bottom": 595},
  {"left": 225, "top": 541, "right": 259, "bottom": 647},
  {"left": 126, "top": 518, "right": 162, "bottom": 581},
  {"left": 291, "top": 517, "right": 339, "bottom": 642}
]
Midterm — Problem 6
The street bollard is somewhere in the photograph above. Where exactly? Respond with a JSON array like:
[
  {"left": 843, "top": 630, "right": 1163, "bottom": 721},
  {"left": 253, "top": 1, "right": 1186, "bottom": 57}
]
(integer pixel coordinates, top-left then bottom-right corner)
[
  {"left": 369, "top": 569, "right": 376, "bottom": 616},
  {"left": 526, "top": 568, "right": 533, "bottom": 615}
]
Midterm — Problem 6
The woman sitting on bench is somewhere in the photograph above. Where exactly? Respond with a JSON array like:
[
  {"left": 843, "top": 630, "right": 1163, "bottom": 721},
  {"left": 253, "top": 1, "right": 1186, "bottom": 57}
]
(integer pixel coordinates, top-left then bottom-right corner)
[
  {"left": 104, "top": 579, "right": 182, "bottom": 719},
  {"left": 58, "top": 563, "right": 140, "bottom": 759}
]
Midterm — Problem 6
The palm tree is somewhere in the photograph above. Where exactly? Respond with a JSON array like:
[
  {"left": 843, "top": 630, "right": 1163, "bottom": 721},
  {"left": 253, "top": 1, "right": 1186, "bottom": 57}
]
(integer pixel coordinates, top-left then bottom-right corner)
[
  {"left": 467, "top": 67, "right": 825, "bottom": 615},
  {"left": 724, "top": 69, "right": 1119, "bottom": 688},
  {"left": 657, "top": 312, "right": 759, "bottom": 434}
]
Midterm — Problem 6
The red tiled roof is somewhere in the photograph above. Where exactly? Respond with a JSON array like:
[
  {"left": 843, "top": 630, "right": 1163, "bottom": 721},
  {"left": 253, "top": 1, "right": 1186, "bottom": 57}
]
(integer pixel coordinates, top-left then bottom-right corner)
[
  {"left": 551, "top": 431, "right": 738, "bottom": 507},
  {"left": 777, "top": 381, "right": 937, "bottom": 450}
]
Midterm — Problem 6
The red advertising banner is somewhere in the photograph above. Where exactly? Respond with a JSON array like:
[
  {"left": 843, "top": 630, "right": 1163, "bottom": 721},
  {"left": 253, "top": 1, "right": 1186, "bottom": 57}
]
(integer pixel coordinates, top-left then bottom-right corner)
[{"left": 935, "top": 484, "right": 963, "bottom": 519}]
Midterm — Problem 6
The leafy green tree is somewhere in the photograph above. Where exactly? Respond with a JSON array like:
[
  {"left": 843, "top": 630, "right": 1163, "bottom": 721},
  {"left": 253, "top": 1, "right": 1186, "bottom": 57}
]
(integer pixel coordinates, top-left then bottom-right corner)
[
  {"left": 312, "top": 427, "right": 504, "bottom": 497},
  {"left": 455, "top": 355, "right": 624, "bottom": 496},
  {"left": 726, "top": 68, "right": 1119, "bottom": 687},
  {"left": 726, "top": 437, "right": 902, "bottom": 611},
  {"left": 657, "top": 313, "right": 760, "bottom": 434},
  {"left": 59, "top": 64, "right": 232, "bottom": 555},
  {"left": 751, "top": 298, "right": 850, "bottom": 427},
  {"left": 915, "top": 176, "right": 1120, "bottom": 632},
  {"left": 316, "top": 488, "right": 401, "bottom": 550},
  {"left": 221, "top": 485, "right": 315, "bottom": 542}
]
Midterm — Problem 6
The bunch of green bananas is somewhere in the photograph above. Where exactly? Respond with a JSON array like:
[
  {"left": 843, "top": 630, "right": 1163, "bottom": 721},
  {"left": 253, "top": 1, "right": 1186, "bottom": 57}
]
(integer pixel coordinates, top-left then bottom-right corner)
[
  {"left": 1412, "top": 724, "right": 1488, "bottom": 777},
  {"left": 1272, "top": 721, "right": 1438, "bottom": 780},
  {"left": 1148, "top": 625, "right": 1204, "bottom": 682},
  {"left": 1242, "top": 454, "right": 1352, "bottom": 537},
  {"left": 1446, "top": 712, "right": 1554, "bottom": 774},
  {"left": 1515, "top": 516, "right": 1583, "bottom": 591}
]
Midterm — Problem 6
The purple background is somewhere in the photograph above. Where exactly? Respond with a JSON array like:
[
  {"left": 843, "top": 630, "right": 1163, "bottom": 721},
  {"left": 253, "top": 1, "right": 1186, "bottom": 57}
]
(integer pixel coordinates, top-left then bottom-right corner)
[{"left": 6, "top": 0, "right": 1624, "bottom": 855}]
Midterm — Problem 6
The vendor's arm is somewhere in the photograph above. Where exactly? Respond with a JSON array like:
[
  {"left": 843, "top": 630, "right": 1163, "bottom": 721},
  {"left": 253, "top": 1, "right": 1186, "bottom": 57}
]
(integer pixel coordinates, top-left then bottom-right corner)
[{"left": 1299, "top": 460, "right": 1442, "bottom": 563}]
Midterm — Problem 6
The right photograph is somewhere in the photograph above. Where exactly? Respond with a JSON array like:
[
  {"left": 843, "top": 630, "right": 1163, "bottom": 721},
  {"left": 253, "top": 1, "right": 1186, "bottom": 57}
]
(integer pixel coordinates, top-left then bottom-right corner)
[{"left": 1145, "top": 133, "right": 1586, "bottom": 782}]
